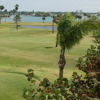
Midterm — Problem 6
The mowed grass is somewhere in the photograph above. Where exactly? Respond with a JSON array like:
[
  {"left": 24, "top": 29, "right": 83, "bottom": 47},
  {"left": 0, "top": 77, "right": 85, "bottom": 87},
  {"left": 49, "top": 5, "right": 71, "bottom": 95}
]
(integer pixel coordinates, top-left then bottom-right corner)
[{"left": 0, "top": 22, "right": 96, "bottom": 100}]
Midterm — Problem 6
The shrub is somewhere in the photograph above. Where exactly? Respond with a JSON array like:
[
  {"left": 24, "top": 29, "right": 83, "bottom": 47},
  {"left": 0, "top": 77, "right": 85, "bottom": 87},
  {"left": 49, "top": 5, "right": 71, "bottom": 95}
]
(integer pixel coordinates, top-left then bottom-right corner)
[{"left": 23, "top": 45, "right": 100, "bottom": 100}]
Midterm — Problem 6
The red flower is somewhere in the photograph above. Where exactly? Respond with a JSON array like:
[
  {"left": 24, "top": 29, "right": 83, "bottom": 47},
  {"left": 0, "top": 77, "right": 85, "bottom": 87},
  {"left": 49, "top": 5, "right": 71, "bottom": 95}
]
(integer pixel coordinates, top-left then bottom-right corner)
[{"left": 69, "top": 89, "right": 71, "bottom": 91}]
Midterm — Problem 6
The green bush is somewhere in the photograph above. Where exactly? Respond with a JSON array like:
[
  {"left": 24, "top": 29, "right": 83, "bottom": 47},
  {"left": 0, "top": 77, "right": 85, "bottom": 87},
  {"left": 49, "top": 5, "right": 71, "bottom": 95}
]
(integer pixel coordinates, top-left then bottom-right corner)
[{"left": 23, "top": 45, "right": 100, "bottom": 100}]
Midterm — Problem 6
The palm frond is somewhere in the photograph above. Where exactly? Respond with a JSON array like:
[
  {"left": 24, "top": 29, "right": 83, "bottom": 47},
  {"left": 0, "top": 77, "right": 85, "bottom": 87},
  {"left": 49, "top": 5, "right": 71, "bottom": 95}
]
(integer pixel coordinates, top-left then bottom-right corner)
[{"left": 57, "top": 12, "right": 100, "bottom": 50}]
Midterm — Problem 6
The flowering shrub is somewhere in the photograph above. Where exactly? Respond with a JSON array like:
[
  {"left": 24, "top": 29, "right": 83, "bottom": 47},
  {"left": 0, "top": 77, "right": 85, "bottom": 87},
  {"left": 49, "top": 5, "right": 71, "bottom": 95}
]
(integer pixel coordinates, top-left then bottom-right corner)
[
  {"left": 23, "top": 45, "right": 100, "bottom": 100},
  {"left": 74, "top": 45, "right": 100, "bottom": 98}
]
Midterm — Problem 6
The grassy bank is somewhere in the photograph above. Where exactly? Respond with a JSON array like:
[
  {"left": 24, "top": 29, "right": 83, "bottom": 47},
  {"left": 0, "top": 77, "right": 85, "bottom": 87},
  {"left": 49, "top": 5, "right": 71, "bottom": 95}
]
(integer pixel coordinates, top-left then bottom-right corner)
[
  {"left": 0, "top": 22, "right": 96, "bottom": 100},
  {"left": 1, "top": 22, "right": 56, "bottom": 26}
]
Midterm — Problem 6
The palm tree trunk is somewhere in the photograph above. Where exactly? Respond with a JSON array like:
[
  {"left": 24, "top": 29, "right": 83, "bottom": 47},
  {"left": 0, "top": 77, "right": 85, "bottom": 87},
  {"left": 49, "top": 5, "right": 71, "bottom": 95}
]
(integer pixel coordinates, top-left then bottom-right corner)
[
  {"left": 16, "top": 22, "right": 18, "bottom": 30},
  {"left": 17, "top": 25, "right": 18, "bottom": 30},
  {"left": 58, "top": 46, "right": 66, "bottom": 78},
  {"left": 52, "top": 22, "right": 54, "bottom": 33},
  {"left": 0, "top": 18, "right": 1, "bottom": 24},
  {"left": 0, "top": 17, "right": 1, "bottom": 24},
  {"left": 16, "top": 18, "right": 18, "bottom": 30},
  {"left": 5, "top": 17, "right": 6, "bottom": 22},
  {"left": 55, "top": 33, "right": 58, "bottom": 47},
  {"left": 55, "top": 42, "right": 58, "bottom": 47}
]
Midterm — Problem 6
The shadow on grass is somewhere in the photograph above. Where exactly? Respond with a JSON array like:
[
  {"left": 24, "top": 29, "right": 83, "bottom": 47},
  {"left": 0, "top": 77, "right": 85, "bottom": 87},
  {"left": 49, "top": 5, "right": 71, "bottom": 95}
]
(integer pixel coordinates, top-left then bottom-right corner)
[
  {"left": 4, "top": 71, "right": 41, "bottom": 81},
  {"left": 44, "top": 47, "right": 53, "bottom": 49}
]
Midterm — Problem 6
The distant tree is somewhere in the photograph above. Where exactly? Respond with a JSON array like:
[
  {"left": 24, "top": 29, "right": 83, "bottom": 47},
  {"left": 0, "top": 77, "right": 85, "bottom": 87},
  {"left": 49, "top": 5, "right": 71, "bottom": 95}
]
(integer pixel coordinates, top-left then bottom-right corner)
[
  {"left": 15, "top": 4, "right": 19, "bottom": 11},
  {"left": 13, "top": 13, "right": 21, "bottom": 30},
  {"left": 75, "top": 15, "right": 82, "bottom": 21},
  {"left": 77, "top": 15, "right": 82, "bottom": 20},
  {"left": 42, "top": 14, "right": 47, "bottom": 23},
  {"left": 70, "top": 12, "right": 76, "bottom": 16},
  {"left": 13, "top": 4, "right": 21, "bottom": 30},
  {"left": 0, "top": 5, "right": 5, "bottom": 24},
  {"left": 43, "top": 14, "right": 47, "bottom": 17},
  {"left": 52, "top": 15, "right": 60, "bottom": 34},
  {"left": 87, "top": 14, "right": 91, "bottom": 18},
  {"left": 42, "top": 16, "right": 45, "bottom": 23},
  {"left": 4, "top": 9, "right": 7, "bottom": 22},
  {"left": 13, "top": 9, "right": 16, "bottom": 14},
  {"left": 84, "top": 13, "right": 88, "bottom": 19}
]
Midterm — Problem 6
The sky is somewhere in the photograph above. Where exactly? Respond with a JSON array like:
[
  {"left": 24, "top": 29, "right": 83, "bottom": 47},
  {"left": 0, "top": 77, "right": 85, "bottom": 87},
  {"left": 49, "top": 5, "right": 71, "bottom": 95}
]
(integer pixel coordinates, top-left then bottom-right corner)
[{"left": 0, "top": 0, "right": 100, "bottom": 12}]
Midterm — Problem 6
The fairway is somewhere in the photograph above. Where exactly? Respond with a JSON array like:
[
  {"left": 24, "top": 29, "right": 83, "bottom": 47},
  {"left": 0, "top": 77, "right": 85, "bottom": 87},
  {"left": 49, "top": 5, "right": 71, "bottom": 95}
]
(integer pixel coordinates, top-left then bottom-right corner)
[{"left": 0, "top": 22, "right": 95, "bottom": 100}]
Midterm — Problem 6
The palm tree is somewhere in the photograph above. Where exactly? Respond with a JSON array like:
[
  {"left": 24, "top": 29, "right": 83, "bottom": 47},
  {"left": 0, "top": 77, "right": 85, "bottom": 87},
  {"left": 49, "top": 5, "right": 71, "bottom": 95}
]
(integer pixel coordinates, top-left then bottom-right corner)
[
  {"left": 0, "top": 5, "right": 5, "bottom": 24},
  {"left": 42, "top": 14, "right": 47, "bottom": 23},
  {"left": 4, "top": 9, "right": 7, "bottom": 22},
  {"left": 13, "top": 13, "right": 21, "bottom": 30},
  {"left": 42, "top": 16, "right": 45, "bottom": 23},
  {"left": 15, "top": 4, "right": 19, "bottom": 11},
  {"left": 13, "top": 9, "right": 16, "bottom": 14},
  {"left": 52, "top": 15, "right": 56, "bottom": 34},
  {"left": 52, "top": 15, "right": 60, "bottom": 34},
  {"left": 13, "top": 4, "right": 21, "bottom": 30},
  {"left": 57, "top": 13, "right": 99, "bottom": 78}
]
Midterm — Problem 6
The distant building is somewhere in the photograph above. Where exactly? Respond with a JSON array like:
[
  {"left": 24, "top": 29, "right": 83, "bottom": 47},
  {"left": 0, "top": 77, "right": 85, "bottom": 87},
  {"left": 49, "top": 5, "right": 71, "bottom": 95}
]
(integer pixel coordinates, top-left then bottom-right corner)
[
  {"left": 80, "top": 10, "right": 83, "bottom": 14},
  {"left": 76, "top": 10, "right": 79, "bottom": 14}
]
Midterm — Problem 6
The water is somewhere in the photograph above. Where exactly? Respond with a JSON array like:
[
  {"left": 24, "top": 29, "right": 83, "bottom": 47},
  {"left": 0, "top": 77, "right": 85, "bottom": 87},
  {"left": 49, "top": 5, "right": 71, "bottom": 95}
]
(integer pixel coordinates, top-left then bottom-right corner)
[
  {"left": 1, "top": 15, "right": 53, "bottom": 22},
  {"left": 21, "top": 26, "right": 57, "bottom": 30}
]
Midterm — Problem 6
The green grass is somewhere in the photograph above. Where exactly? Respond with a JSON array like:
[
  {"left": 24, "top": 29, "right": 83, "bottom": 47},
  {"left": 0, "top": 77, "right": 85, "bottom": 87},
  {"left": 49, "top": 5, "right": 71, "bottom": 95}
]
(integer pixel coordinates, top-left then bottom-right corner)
[{"left": 0, "top": 22, "right": 98, "bottom": 100}]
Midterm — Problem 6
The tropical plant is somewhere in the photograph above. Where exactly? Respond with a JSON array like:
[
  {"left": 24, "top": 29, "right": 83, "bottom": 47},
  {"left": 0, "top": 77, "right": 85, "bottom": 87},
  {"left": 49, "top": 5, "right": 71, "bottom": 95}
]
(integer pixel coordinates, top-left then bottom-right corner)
[
  {"left": 4, "top": 9, "right": 7, "bottom": 22},
  {"left": 23, "top": 60, "right": 100, "bottom": 100},
  {"left": 42, "top": 16, "right": 45, "bottom": 23},
  {"left": 75, "top": 14, "right": 82, "bottom": 21},
  {"left": 57, "top": 12, "right": 99, "bottom": 78},
  {"left": 52, "top": 15, "right": 60, "bottom": 34},
  {"left": 0, "top": 5, "right": 5, "bottom": 24},
  {"left": 13, "top": 4, "right": 21, "bottom": 30},
  {"left": 42, "top": 14, "right": 47, "bottom": 23},
  {"left": 87, "top": 14, "right": 91, "bottom": 18},
  {"left": 74, "top": 45, "right": 100, "bottom": 98},
  {"left": 15, "top": 4, "right": 19, "bottom": 11},
  {"left": 13, "top": 13, "right": 21, "bottom": 30}
]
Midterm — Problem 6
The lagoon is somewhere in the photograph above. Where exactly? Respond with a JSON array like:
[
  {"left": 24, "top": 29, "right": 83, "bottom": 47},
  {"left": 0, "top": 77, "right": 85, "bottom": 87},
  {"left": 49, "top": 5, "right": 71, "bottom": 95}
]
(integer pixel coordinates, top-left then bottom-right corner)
[
  {"left": 1, "top": 15, "right": 53, "bottom": 22},
  {"left": 21, "top": 26, "right": 57, "bottom": 30}
]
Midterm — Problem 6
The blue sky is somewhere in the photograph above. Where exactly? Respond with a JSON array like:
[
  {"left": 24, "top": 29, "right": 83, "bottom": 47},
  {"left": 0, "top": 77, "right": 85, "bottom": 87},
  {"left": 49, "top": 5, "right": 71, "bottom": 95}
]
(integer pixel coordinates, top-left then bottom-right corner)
[{"left": 0, "top": 0, "right": 100, "bottom": 12}]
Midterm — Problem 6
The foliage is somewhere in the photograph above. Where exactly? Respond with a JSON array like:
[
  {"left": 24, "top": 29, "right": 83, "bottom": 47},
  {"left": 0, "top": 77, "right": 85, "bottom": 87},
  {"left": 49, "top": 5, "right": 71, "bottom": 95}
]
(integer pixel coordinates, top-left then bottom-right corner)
[
  {"left": 75, "top": 45, "right": 100, "bottom": 98},
  {"left": 75, "top": 15, "right": 82, "bottom": 20},
  {"left": 0, "top": 5, "right": 5, "bottom": 10},
  {"left": 0, "top": 5, "right": 5, "bottom": 24},
  {"left": 42, "top": 17, "right": 45, "bottom": 23},
  {"left": 57, "top": 12, "right": 99, "bottom": 50},
  {"left": 23, "top": 46, "right": 100, "bottom": 100},
  {"left": 15, "top": 4, "right": 19, "bottom": 11},
  {"left": 13, "top": 13, "right": 21, "bottom": 23}
]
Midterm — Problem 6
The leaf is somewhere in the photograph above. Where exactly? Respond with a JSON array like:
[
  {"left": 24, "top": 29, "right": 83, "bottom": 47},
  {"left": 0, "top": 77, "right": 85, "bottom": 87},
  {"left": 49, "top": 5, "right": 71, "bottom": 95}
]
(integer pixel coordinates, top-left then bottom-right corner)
[
  {"left": 43, "top": 78, "right": 49, "bottom": 82},
  {"left": 27, "top": 77, "right": 30, "bottom": 81},
  {"left": 54, "top": 89, "right": 61, "bottom": 94},
  {"left": 97, "top": 46, "right": 100, "bottom": 51},
  {"left": 73, "top": 72, "right": 77, "bottom": 75},
  {"left": 37, "top": 93, "right": 46, "bottom": 100},
  {"left": 63, "top": 78, "right": 68, "bottom": 82},
  {"left": 87, "top": 49, "right": 91, "bottom": 54},
  {"left": 91, "top": 45, "right": 95, "bottom": 50},
  {"left": 28, "top": 73, "right": 34, "bottom": 77},
  {"left": 48, "top": 95, "right": 53, "bottom": 99},
  {"left": 28, "top": 69, "right": 34, "bottom": 73},
  {"left": 78, "top": 57, "right": 83, "bottom": 63},
  {"left": 31, "top": 80, "right": 36, "bottom": 83}
]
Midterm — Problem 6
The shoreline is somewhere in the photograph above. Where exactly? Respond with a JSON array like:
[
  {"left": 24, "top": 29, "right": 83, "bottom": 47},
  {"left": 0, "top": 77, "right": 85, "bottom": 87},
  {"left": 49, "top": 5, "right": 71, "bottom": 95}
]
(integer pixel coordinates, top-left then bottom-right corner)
[{"left": 1, "top": 22, "right": 57, "bottom": 26}]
